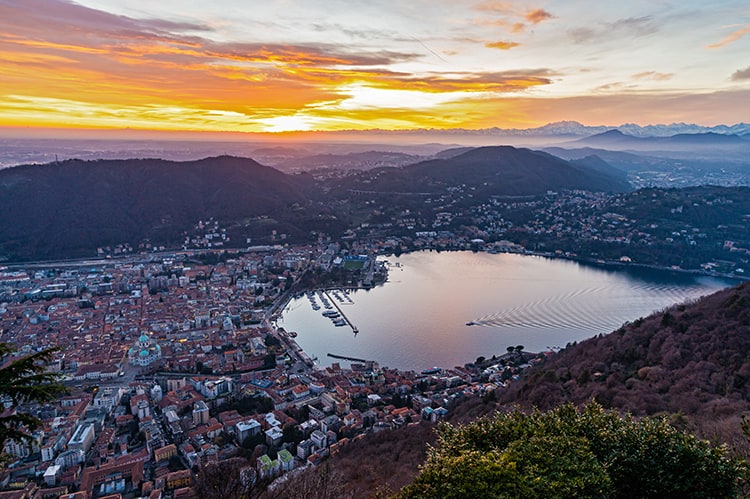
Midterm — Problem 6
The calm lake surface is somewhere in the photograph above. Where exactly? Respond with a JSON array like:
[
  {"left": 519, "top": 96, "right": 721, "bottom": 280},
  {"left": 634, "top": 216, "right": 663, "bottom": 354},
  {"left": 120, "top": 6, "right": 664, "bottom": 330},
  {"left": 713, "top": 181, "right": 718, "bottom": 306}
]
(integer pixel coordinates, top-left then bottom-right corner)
[{"left": 277, "top": 251, "right": 738, "bottom": 371}]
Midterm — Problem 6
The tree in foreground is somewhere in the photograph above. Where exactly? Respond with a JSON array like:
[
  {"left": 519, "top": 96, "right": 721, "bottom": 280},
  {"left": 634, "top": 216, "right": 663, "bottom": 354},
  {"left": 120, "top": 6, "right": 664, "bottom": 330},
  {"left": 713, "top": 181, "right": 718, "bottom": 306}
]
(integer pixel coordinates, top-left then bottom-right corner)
[
  {"left": 400, "top": 402, "right": 746, "bottom": 499},
  {"left": 0, "top": 343, "right": 66, "bottom": 462},
  {"left": 271, "top": 462, "right": 346, "bottom": 499},
  {"left": 194, "top": 457, "right": 263, "bottom": 499}
]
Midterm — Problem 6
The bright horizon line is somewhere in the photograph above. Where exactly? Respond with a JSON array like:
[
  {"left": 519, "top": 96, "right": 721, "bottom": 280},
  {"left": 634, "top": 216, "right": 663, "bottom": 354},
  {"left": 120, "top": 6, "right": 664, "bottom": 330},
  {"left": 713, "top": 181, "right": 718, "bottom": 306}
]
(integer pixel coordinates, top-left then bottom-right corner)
[{"left": 1, "top": 118, "right": 748, "bottom": 140}]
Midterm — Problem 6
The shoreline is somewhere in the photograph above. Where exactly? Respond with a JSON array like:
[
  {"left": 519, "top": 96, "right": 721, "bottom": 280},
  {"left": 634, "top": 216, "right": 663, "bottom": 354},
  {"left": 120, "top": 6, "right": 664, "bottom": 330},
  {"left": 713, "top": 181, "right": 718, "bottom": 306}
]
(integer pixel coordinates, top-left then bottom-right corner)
[
  {"left": 3, "top": 241, "right": 747, "bottom": 283},
  {"left": 528, "top": 250, "right": 748, "bottom": 282},
  {"left": 377, "top": 245, "right": 747, "bottom": 283}
]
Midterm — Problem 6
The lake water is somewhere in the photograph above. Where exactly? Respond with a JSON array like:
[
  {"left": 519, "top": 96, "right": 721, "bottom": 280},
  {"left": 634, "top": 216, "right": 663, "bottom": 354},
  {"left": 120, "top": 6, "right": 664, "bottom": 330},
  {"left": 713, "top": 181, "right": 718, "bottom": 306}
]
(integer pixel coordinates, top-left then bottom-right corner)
[{"left": 277, "top": 251, "right": 738, "bottom": 371}]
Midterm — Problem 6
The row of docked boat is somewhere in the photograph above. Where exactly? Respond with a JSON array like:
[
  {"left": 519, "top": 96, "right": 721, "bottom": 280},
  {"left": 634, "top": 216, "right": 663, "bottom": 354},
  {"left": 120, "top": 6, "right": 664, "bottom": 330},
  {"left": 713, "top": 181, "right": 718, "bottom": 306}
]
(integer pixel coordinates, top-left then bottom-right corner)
[
  {"left": 306, "top": 292, "right": 321, "bottom": 311},
  {"left": 318, "top": 291, "right": 333, "bottom": 310},
  {"left": 322, "top": 309, "right": 347, "bottom": 326},
  {"left": 330, "top": 288, "right": 354, "bottom": 304}
]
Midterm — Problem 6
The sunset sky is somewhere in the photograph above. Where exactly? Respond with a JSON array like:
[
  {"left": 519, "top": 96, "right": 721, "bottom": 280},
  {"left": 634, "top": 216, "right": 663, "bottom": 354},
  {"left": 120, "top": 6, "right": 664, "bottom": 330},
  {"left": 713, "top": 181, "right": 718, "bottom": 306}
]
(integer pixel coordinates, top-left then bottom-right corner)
[{"left": 1, "top": 0, "right": 749, "bottom": 134}]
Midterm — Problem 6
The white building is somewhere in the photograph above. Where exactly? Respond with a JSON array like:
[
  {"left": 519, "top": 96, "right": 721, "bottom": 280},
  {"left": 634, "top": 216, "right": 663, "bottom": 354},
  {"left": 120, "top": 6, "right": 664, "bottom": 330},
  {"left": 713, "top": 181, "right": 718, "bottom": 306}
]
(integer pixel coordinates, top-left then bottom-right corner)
[
  {"left": 55, "top": 448, "right": 84, "bottom": 469},
  {"left": 236, "top": 420, "right": 261, "bottom": 442},
  {"left": 278, "top": 449, "right": 295, "bottom": 472},
  {"left": 68, "top": 423, "right": 95, "bottom": 453},
  {"left": 43, "top": 465, "right": 61, "bottom": 486},
  {"left": 310, "top": 429, "right": 327, "bottom": 449},
  {"left": 199, "top": 377, "right": 232, "bottom": 399},
  {"left": 150, "top": 383, "right": 163, "bottom": 403},
  {"left": 94, "top": 386, "right": 123, "bottom": 412},
  {"left": 265, "top": 427, "right": 283, "bottom": 447},
  {"left": 192, "top": 400, "right": 210, "bottom": 425},
  {"left": 135, "top": 398, "right": 150, "bottom": 419}
]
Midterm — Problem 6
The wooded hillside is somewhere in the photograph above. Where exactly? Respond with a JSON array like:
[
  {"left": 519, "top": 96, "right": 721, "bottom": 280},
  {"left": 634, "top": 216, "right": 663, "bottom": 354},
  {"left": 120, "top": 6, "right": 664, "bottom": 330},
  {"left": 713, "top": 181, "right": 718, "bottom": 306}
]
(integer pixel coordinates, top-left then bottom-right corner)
[{"left": 499, "top": 280, "right": 750, "bottom": 449}]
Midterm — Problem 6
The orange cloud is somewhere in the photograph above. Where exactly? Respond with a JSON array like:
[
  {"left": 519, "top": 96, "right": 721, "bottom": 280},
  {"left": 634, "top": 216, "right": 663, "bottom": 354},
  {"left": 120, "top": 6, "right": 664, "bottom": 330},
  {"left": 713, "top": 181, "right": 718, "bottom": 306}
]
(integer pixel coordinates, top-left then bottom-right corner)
[
  {"left": 525, "top": 9, "right": 553, "bottom": 24},
  {"left": 6, "top": 0, "right": 738, "bottom": 134},
  {"left": 0, "top": 0, "right": 555, "bottom": 132},
  {"left": 707, "top": 23, "right": 750, "bottom": 48},
  {"left": 377, "top": 70, "right": 554, "bottom": 93},
  {"left": 485, "top": 41, "right": 521, "bottom": 50},
  {"left": 0, "top": 0, "right": 434, "bottom": 128},
  {"left": 473, "top": 5, "right": 552, "bottom": 34}
]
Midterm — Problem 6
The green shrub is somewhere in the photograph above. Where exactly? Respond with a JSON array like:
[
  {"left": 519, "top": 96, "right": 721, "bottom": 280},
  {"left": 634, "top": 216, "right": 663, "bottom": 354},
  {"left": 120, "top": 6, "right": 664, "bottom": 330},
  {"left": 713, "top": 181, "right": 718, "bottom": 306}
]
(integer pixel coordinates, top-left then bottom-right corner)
[{"left": 400, "top": 402, "right": 744, "bottom": 499}]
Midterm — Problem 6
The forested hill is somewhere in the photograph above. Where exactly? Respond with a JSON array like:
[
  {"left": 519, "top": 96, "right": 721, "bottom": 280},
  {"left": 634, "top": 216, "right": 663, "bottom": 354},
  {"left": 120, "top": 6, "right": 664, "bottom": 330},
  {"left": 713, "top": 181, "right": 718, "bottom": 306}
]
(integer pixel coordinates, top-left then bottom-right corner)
[
  {"left": 337, "top": 145, "right": 632, "bottom": 196},
  {"left": 0, "top": 156, "right": 343, "bottom": 261},
  {"left": 498, "top": 280, "right": 750, "bottom": 441}
]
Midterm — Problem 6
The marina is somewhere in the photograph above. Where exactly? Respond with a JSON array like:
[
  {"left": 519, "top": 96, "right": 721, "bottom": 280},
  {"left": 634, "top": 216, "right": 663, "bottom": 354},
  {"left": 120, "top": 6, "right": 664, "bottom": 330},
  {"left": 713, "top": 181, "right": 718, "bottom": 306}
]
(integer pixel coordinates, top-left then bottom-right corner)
[{"left": 323, "top": 289, "right": 359, "bottom": 334}]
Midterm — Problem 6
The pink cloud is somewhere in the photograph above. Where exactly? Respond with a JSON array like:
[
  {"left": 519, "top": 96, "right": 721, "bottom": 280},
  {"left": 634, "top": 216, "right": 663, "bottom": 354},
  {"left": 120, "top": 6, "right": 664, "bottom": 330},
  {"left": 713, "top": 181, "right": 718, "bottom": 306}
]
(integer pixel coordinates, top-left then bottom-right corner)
[
  {"left": 707, "top": 23, "right": 750, "bottom": 49},
  {"left": 632, "top": 71, "right": 674, "bottom": 81},
  {"left": 474, "top": 1, "right": 516, "bottom": 14},
  {"left": 732, "top": 66, "right": 750, "bottom": 80}
]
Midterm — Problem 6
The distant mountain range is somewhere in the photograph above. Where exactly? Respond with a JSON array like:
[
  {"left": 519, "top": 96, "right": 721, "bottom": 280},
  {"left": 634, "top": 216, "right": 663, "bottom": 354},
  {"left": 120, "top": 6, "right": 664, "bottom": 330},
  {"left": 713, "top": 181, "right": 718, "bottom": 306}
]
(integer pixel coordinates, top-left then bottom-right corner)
[
  {"left": 524, "top": 121, "right": 750, "bottom": 138},
  {"left": 3, "top": 122, "right": 750, "bottom": 170},
  {"left": 0, "top": 146, "right": 631, "bottom": 261},
  {"left": 322, "top": 120, "right": 750, "bottom": 139},
  {"left": 572, "top": 129, "right": 749, "bottom": 148}
]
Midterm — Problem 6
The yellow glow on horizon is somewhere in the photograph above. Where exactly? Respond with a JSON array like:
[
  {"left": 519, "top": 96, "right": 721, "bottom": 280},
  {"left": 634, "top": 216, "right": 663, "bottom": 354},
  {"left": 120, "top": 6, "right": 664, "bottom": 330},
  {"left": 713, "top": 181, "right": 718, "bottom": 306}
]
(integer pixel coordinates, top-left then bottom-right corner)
[
  {"left": 336, "top": 83, "right": 480, "bottom": 110},
  {"left": 256, "top": 115, "right": 315, "bottom": 132}
]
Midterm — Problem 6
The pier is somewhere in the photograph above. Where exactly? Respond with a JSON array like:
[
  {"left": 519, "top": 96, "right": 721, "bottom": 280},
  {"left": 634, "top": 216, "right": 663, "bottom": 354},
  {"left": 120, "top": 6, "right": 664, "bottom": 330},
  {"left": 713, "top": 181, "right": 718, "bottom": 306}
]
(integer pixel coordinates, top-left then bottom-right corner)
[
  {"left": 327, "top": 352, "right": 369, "bottom": 363},
  {"left": 323, "top": 289, "right": 359, "bottom": 334}
]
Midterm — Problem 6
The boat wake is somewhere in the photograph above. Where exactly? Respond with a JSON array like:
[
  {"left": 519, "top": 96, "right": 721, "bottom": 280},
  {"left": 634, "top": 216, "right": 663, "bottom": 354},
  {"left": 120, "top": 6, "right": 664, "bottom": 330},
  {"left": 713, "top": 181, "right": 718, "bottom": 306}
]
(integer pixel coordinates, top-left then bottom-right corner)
[{"left": 467, "top": 284, "right": 706, "bottom": 333}]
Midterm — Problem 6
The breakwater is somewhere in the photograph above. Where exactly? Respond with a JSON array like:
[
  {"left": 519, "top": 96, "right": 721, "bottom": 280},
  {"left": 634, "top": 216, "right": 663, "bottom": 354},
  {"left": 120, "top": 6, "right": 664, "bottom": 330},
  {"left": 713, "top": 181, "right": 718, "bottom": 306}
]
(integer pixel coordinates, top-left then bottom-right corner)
[{"left": 327, "top": 352, "right": 369, "bottom": 363}]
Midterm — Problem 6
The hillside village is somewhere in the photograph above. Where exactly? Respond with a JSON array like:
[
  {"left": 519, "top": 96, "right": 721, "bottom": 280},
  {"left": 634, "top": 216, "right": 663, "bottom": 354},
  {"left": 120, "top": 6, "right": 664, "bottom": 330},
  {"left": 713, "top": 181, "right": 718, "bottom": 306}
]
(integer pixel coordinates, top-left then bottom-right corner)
[{"left": 341, "top": 186, "right": 750, "bottom": 275}]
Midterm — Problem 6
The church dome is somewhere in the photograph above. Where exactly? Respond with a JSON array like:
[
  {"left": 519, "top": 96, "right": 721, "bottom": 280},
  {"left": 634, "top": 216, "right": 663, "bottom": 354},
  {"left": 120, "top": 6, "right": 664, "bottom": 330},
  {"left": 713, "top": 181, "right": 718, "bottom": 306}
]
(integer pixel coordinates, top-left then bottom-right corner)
[{"left": 129, "top": 332, "right": 162, "bottom": 367}]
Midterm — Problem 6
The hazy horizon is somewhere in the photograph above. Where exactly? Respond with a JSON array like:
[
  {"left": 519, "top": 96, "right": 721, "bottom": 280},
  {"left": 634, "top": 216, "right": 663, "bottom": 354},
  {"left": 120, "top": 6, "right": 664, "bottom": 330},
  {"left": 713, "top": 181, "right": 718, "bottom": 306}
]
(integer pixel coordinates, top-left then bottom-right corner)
[{"left": 3, "top": 118, "right": 750, "bottom": 169}]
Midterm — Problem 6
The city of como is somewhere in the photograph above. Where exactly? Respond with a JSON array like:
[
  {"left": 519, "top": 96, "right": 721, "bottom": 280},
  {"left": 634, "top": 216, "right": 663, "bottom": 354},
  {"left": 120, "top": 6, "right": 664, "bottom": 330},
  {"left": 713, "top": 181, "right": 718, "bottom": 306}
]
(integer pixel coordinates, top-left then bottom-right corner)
[{"left": 2, "top": 1, "right": 750, "bottom": 498}]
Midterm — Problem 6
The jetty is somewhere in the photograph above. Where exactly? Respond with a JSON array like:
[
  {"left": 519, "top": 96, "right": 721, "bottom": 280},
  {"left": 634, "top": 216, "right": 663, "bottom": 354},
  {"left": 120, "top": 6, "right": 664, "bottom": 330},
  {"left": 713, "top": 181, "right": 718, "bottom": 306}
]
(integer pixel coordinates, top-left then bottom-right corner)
[
  {"left": 323, "top": 289, "right": 359, "bottom": 334},
  {"left": 327, "top": 352, "right": 369, "bottom": 363}
]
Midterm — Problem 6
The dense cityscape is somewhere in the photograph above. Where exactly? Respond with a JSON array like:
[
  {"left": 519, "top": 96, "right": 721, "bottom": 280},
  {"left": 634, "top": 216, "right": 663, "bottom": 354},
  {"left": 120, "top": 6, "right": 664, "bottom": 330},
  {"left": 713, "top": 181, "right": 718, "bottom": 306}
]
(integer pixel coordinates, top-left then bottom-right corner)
[{"left": 0, "top": 237, "right": 550, "bottom": 498}]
